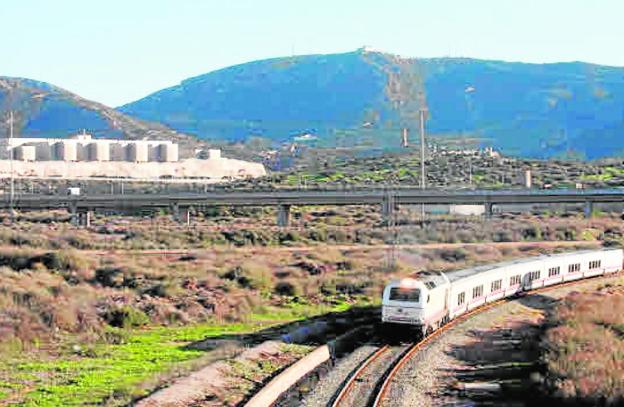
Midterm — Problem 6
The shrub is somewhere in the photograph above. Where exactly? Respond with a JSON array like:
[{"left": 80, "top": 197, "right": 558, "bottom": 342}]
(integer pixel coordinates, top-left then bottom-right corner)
[
  {"left": 39, "top": 250, "right": 90, "bottom": 272},
  {"left": 320, "top": 277, "right": 370, "bottom": 296},
  {"left": 278, "top": 231, "right": 303, "bottom": 245},
  {"left": 274, "top": 281, "right": 302, "bottom": 297},
  {"left": 307, "top": 228, "right": 328, "bottom": 242},
  {"left": 437, "top": 248, "right": 468, "bottom": 262},
  {"left": 144, "top": 282, "right": 180, "bottom": 298},
  {"left": 100, "top": 326, "right": 130, "bottom": 344},
  {"left": 95, "top": 267, "right": 124, "bottom": 287},
  {"left": 294, "top": 260, "right": 326, "bottom": 276},
  {"left": 221, "top": 262, "right": 273, "bottom": 292},
  {"left": 103, "top": 306, "right": 150, "bottom": 328},
  {"left": 542, "top": 287, "right": 624, "bottom": 404}
]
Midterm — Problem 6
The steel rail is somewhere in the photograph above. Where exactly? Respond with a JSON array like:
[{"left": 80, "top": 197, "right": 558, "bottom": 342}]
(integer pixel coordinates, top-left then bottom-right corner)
[{"left": 330, "top": 345, "right": 391, "bottom": 407}]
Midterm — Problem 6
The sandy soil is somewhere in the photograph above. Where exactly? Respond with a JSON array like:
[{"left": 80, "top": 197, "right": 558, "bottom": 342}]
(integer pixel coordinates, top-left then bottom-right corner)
[{"left": 0, "top": 158, "right": 265, "bottom": 180}]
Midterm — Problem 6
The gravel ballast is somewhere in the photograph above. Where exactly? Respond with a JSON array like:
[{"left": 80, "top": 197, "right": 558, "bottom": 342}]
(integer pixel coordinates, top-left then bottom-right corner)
[{"left": 301, "top": 345, "right": 379, "bottom": 407}]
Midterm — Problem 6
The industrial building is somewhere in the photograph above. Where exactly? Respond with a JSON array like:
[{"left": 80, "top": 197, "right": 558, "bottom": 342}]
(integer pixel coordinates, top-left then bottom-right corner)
[
  {"left": 0, "top": 133, "right": 179, "bottom": 163},
  {"left": 0, "top": 133, "right": 266, "bottom": 181}
]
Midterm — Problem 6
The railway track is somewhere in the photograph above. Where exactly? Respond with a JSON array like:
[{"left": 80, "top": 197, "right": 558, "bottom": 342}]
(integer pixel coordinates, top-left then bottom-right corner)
[
  {"left": 330, "top": 344, "right": 409, "bottom": 407},
  {"left": 329, "top": 273, "right": 620, "bottom": 407}
]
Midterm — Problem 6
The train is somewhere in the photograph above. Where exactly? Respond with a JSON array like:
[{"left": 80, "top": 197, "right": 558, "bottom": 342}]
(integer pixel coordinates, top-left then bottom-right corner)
[{"left": 381, "top": 248, "right": 623, "bottom": 336}]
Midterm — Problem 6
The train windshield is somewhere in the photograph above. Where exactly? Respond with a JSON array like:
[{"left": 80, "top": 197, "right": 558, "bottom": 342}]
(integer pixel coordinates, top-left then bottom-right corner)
[{"left": 389, "top": 287, "right": 420, "bottom": 302}]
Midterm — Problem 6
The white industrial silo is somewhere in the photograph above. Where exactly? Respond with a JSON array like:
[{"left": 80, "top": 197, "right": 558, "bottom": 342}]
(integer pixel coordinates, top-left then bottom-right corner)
[
  {"left": 16, "top": 145, "right": 36, "bottom": 161},
  {"left": 88, "top": 142, "right": 110, "bottom": 161},
  {"left": 56, "top": 140, "right": 77, "bottom": 161},
  {"left": 159, "top": 143, "right": 179, "bottom": 162},
  {"left": 127, "top": 142, "right": 148, "bottom": 162}
]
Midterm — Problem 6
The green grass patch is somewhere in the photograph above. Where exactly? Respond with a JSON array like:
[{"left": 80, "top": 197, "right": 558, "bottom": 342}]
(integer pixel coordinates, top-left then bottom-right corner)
[
  {"left": 580, "top": 166, "right": 624, "bottom": 182},
  {"left": 3, "top": 323, "right": 264, "bottom": 406},
  {"left": 0, "top": 302, "right": 358, "bottom": 406}
]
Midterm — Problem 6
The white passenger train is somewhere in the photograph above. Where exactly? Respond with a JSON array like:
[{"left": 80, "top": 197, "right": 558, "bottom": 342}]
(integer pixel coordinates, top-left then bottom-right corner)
[{"left": 382, "top": 249, "right": 623, "bottom": 336}]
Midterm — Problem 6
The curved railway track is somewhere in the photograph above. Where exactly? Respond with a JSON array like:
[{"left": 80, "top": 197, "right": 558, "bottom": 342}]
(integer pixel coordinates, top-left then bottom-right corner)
[
  {"left": 328, "top": 273, "right": 620, "bottom": 407},
  {"left": 330, "top": 344, "right": 407, "bottom": 407}
]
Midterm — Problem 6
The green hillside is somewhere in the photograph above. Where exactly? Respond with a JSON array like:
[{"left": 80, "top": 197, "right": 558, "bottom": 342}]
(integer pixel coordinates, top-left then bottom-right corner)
[
  {"left": 0, "top": 77, "right": 198, "bottom": 151},
  {"left": 120, "top": 49, "right": 624, "bottom": 159}
]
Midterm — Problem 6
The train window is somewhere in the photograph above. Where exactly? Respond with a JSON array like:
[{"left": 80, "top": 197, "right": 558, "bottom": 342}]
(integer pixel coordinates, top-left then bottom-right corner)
[
  {"left": 472, "top": 285, "right": 483, "bottom": 299},
  {"left": 510, "top": 275, "right": 521, "bottom": 286},
  {"left": 491, "top": 279, "right": 502, "bottom": 292},
  {"left": 457, "top": 292, "right": 465, "bottom": 306},
  {"left": 589, "top": 260, "right": 602, "bottom": 269},
  {"left": 568, "top": 263, "right": 581, "bottom": 273},
  {"left": 548, "top": 267, "right": 560, "bottom": 277},
  {"left": 389, "top": 287, "right": 420, "bottom": 302},
  {"left": 527, "top": 271, "right": 540, "bottom": 282}
]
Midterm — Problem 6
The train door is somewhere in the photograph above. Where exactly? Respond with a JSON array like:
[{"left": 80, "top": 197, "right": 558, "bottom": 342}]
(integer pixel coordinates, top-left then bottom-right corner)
[
  {"left": 442, "top": 288, "right": 450, "bottom": 325},
  {"left": 522, "top": 272, "right": 532, "bottom": 290}
]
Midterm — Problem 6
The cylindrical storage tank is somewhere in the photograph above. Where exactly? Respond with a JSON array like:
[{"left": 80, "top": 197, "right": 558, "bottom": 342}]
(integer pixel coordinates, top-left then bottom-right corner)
[
  {"left": 16, "top": 145, "right": 36, "bottom": 161},
  {"left": 110, "top": 142, "right": 124, "bottom": 161},
  {"left": 35, "top": 142, "right": 53, "bottom": 160},
  {"left": 159, "top": 143, "right": 179, "bottom": 162},
  {"left": 89, "top": 142, "right": 110, "bottom": 161},
  {"left": 127, "top": 142, "right": 148, "bottom": 162},
  {"left": 56, "top": 140, "right": 77, "bottom": 161}
]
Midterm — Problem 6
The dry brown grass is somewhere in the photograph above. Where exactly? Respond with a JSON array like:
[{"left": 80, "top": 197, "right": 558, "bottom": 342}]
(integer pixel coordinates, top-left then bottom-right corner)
[
  {"left": 542, "top": 285, "right": 624, "bottom": 405},
  {"left": 2, "top": 209, "right": 623, "bottom": 251},
  {"left": 0, "top": 236, "right": 592, "bottom": 349}
]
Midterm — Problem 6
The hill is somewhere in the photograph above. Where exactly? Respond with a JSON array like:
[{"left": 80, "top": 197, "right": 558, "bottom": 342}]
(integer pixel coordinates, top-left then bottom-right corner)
[
  {"left": 0, "top": 77, "right": 199, "bottom": 153},
  {"left": 119, "top": 49, "right": 624, "bottom": 159}
]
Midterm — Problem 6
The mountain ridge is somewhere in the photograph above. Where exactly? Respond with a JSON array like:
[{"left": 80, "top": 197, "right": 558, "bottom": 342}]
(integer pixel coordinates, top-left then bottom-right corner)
[
  {"left": 0, "top": 76, "right": 200, "bottom": 154},
  {"left": 119, "top": 49, "right": 624, "bottom": 159}
]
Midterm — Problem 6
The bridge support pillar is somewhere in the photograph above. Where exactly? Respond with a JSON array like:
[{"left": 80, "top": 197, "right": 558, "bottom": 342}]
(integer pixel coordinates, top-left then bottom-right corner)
[
  {"left": 170, "top": 202, "right": 181, "bottom": 223},
  {"left": 185, "top": 209, "right": 191, "bottom": 227},
  {"left": 78, "top": 210, "right": 92, "bottom": 228},
  {"left": 584, "top": 200, "right": 594, "bottom": 218},
  {"left": 381, "top": 194, "right": 396, "bottom": 227},
  {"left": 69, "top": 201, "right": 78, "bottom": 226},
  {"left": 277, "top": 204, "right": 291, "bottom": 227},
  {"left": 484, "top": 202, "right": 493, "bottom": 219}
]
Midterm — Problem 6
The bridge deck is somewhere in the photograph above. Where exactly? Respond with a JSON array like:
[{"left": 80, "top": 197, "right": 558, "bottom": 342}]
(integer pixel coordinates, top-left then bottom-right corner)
[{"left": 0, "top": 188, "right": 623, "bottom": 210}]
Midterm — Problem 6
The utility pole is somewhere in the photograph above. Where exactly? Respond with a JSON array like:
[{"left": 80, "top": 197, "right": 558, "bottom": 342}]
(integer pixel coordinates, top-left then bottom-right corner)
[
  {"left": 419, "top": 100, "right": 427, "bottom": 220},
  {"left": 8, "top": 111, "right": 14, "bottom": 221},
  {"left": 419, "top": 108, "right": 426, "bottom": 190},
  {"left": 401, "top": 127, "right": 409, "bottom": 148}
]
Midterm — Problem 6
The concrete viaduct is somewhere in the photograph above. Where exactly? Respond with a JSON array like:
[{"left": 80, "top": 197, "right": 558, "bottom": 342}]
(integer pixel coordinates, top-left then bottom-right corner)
[{"left": 1, "top": 188, "right": 623, "bottom": 226}]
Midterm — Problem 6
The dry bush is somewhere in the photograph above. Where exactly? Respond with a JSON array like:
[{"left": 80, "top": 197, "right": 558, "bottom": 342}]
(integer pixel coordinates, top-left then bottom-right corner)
[
  {"left": 0, "top": 267, "right": 102, "bottom": 345},
  {"left": 542, "top": 287, "right": 624, "bottom": 405},
  {"left": 221, "top": 261, "right": 274, "bottom": 292}
]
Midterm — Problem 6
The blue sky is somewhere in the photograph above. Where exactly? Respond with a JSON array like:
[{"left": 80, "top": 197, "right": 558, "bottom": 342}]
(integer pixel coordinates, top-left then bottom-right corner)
[{"left": 2, "top": 0, "right": 622, "bottom": 106}]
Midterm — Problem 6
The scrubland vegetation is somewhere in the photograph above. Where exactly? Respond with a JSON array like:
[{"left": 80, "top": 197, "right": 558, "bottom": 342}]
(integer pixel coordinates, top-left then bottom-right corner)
[
  {"left": 542, "top": 285, "right": 624, "bottom": 406},
  {"left": 225, "top": 145, "right": 624, "bottom": 190},
  {"left": 0, "top": 200, "right": 621, "bottom": 405},
  {"left": 3, "top": 206, "right": 624, "bottom": 250}
]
